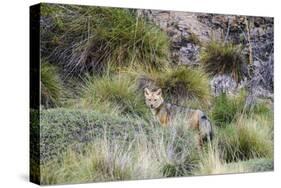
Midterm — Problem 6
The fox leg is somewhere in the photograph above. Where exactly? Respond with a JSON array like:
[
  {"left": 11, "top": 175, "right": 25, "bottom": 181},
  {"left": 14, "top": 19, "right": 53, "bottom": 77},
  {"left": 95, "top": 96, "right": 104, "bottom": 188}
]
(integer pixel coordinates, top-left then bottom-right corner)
[{"left": 195, "top": 133, "right": 203, "bottom": 150}]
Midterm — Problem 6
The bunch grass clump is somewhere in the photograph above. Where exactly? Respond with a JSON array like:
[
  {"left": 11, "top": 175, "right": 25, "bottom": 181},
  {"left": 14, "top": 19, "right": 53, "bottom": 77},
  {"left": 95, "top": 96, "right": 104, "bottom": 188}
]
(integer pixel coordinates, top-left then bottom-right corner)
[
  {"left": 200, "top": 40, "right": 247, "bottom": 82},
  {"left": 186, "top": 32, "right": 201, "bottom": 46},
  {"left": 217, "top": 116, "right": 273, "bottom": 162},
  {"left": 41, "top": 62, "right": 63, "bottom": 108},
  {"left": 211, "top": 92, "right": 244, "bottom": 127},
  {"left": 211, "top": 91, "right": 272, "bottom": 127},
  {"left": 196, "top": 145, "right": 273, "bottom": 175},
  {"left": 138, "top": 66, "right": 211, "bottom": 106},
  {"left": 41, "top": 4, "right": 170, "bottom": 74},
  {"left": 40, "top": 140, "right": 142, "bottom": 184},
  {"left": 81, "top": 74, "right": 149, "bottom": 117}
]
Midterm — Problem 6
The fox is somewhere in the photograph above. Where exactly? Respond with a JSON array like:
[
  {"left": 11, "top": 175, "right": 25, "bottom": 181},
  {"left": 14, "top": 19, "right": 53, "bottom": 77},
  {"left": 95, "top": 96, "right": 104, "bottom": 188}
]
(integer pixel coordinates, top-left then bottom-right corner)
[{"left": 144, "top": 87, "right": 213, "bottom": 146}]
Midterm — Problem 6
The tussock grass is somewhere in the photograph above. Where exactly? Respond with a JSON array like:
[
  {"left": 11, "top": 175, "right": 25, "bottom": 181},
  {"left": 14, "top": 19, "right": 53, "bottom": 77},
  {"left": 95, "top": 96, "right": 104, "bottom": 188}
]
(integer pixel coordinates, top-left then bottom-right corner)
[
  {"left": 186, "top": 32, "right": 201, "bottom": 46},
  {"left": 217, "top": 116, "right": 273, "bottom": 162},
  {"left": 81, "top": 74, "right": 149, "bottom": 117},
  {"left": 196, "top": 122, "right": 273, "bottom": 175},
  {"left": 211, "top": 91, "right": 272, "bottom": 127},
  {"left": 41, "top": 4, "right": 170, "bottom": 74},
  {"left": 211, "top": 91, "right": 273, "bottom": 162},
  {"left": 196, "top": 145, "right": 246, "bottom": 175},
  {"left": 211, "top": 92, "right": 245, "bottom": 127},
  {"left": 137, "top": 66, "right": 211, "bottom": 106},
  {"left": 41, "top": 62, "right": 63, "bottom": 108},
  {"left": 200, "top": 40, "right": 247, "bottom": 82},
  {"left": 40, "top": 139, "right": 160, "bottom": 184},
  {"left": 196, "top": 145, "right": 273, "bottom": 175},
  {"left": 36, "top": 104, "right": 273, "bottom": 185},
  {"left": 158, "top": 116, "right": 200, "bottom": 177}
]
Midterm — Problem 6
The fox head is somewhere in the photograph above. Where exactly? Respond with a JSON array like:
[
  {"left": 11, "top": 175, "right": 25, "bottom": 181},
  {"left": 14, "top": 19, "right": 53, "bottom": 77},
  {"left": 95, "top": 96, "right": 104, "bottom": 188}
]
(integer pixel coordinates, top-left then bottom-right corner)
[{"left": 144, "top": 88, "right": 164, "bottom": 109}]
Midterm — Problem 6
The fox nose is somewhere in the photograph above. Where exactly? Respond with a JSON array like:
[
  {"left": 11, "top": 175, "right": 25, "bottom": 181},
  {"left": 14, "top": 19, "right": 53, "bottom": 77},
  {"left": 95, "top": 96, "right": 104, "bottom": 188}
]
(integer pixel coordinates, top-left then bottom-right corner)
[{"left": 150, "top": 104, "right": 153, "bottom": 108}]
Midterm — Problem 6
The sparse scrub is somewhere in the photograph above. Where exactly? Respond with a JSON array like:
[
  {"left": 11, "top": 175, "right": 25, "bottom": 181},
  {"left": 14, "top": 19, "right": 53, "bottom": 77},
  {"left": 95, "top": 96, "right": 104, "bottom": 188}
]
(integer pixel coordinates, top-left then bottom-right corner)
[
  {"left": 41, "top": 62, "right": 63, "bottom": 108},
  {"left": 200, "top": 40, "right": 247, "bottom": 82},
  {"left": 41, "top": 4, "right": 170, "bottom": 74}
]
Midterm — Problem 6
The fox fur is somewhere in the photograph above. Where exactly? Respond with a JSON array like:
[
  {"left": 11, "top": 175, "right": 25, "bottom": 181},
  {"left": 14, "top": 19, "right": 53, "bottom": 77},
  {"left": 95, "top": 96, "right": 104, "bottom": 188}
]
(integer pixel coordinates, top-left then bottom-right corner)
[{"left": 144, "top": 88, "right": 213, "bottom": 146}]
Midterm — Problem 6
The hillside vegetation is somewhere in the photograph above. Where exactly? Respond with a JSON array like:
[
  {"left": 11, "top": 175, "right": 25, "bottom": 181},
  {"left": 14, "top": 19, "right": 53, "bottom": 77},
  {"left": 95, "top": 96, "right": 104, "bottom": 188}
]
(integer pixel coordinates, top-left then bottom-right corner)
[{"left": 31, "top": 3, "right": 274, "bottom": 185}]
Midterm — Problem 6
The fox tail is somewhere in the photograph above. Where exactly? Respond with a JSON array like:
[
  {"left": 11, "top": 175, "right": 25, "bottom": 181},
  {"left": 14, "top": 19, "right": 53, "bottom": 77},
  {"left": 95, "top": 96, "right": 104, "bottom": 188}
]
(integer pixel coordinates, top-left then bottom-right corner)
[{"left": 199, "top": 112, "right": 213, "bottom": 142}]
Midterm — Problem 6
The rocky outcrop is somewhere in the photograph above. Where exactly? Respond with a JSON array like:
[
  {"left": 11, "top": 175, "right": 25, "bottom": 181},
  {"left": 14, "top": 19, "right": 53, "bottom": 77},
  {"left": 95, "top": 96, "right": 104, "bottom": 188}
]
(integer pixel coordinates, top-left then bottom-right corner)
[
  {"left": 210, "top": 74, "right": 238, "bottom": 96},
  {"left": 139, "top": 10, "right": 274, "bottom": 100},
  {"left": 139, "top": 10, "right": 221, "bottom": 66}
]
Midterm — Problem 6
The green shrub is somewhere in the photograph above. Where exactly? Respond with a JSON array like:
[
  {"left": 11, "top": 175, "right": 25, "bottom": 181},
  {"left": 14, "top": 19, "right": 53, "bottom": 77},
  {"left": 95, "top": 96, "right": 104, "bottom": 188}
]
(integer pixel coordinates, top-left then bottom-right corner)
[
  {"left": 41, "top": 62, "right": 63, "bottom": 108},
  {"left": 41, "top": 4, "right": 170, "bottom": 74},
  {"left": 81, "top": 74, "right": 149, "bottom": 116},
  {"left": 200, "top": 40, "right": 247, "bottom": 82},
  {"left": 139, "top": 66, "right": 211, "bottom": 106},
  {"left": 38, "top": 108, "right": 147, "bottom": 163}
]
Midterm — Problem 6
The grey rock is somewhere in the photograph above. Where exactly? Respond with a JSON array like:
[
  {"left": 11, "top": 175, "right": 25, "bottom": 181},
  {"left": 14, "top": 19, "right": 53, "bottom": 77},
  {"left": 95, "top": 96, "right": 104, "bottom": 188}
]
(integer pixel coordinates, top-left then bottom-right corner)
[
  {"left": 210, "top": 74, "right": 238, "bottom": 96},
  {"left": 139, "top": 10, "right": 273, "bottom": 100}
]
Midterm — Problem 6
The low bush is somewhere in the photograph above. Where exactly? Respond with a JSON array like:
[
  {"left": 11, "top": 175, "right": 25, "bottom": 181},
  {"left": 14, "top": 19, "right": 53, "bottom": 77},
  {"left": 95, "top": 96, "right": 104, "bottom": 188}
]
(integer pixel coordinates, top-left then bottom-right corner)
[
  {"left": 37, "top": 108, "right": 200, "bottom": 184},
  {"left": 200, "top": 40, "right": 247, "bottom": 82},
  {"left": 37, "top": 108, "right": 145, "bottom": 162}
]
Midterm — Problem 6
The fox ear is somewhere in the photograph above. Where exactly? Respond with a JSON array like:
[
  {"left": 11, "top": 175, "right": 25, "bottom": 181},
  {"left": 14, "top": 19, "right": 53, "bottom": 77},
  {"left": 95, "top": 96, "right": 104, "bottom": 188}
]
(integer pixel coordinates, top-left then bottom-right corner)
[
  {"left": 155, "top": 88, "right": 162, "bottom": 96},
  {"left": 144, "top": 88, "right": 150, "bottom": 97}
]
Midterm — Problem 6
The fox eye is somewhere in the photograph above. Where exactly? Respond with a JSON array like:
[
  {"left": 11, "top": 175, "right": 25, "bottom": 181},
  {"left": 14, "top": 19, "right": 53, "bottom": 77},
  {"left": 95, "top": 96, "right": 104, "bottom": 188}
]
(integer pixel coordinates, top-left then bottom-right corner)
[
  {"left": 154, "top": 99, "right": 157, "bottom": 101},
  {"left": 148, "top": 99, "right": 151, "bottom": 101}
]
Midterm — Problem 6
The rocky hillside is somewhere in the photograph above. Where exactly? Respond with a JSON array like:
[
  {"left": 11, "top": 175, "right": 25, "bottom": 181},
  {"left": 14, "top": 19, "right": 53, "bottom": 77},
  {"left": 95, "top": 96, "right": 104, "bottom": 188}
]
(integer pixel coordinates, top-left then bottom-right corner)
[{"left": 138, "top": 10, "right": 274, "bottom": 101}]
